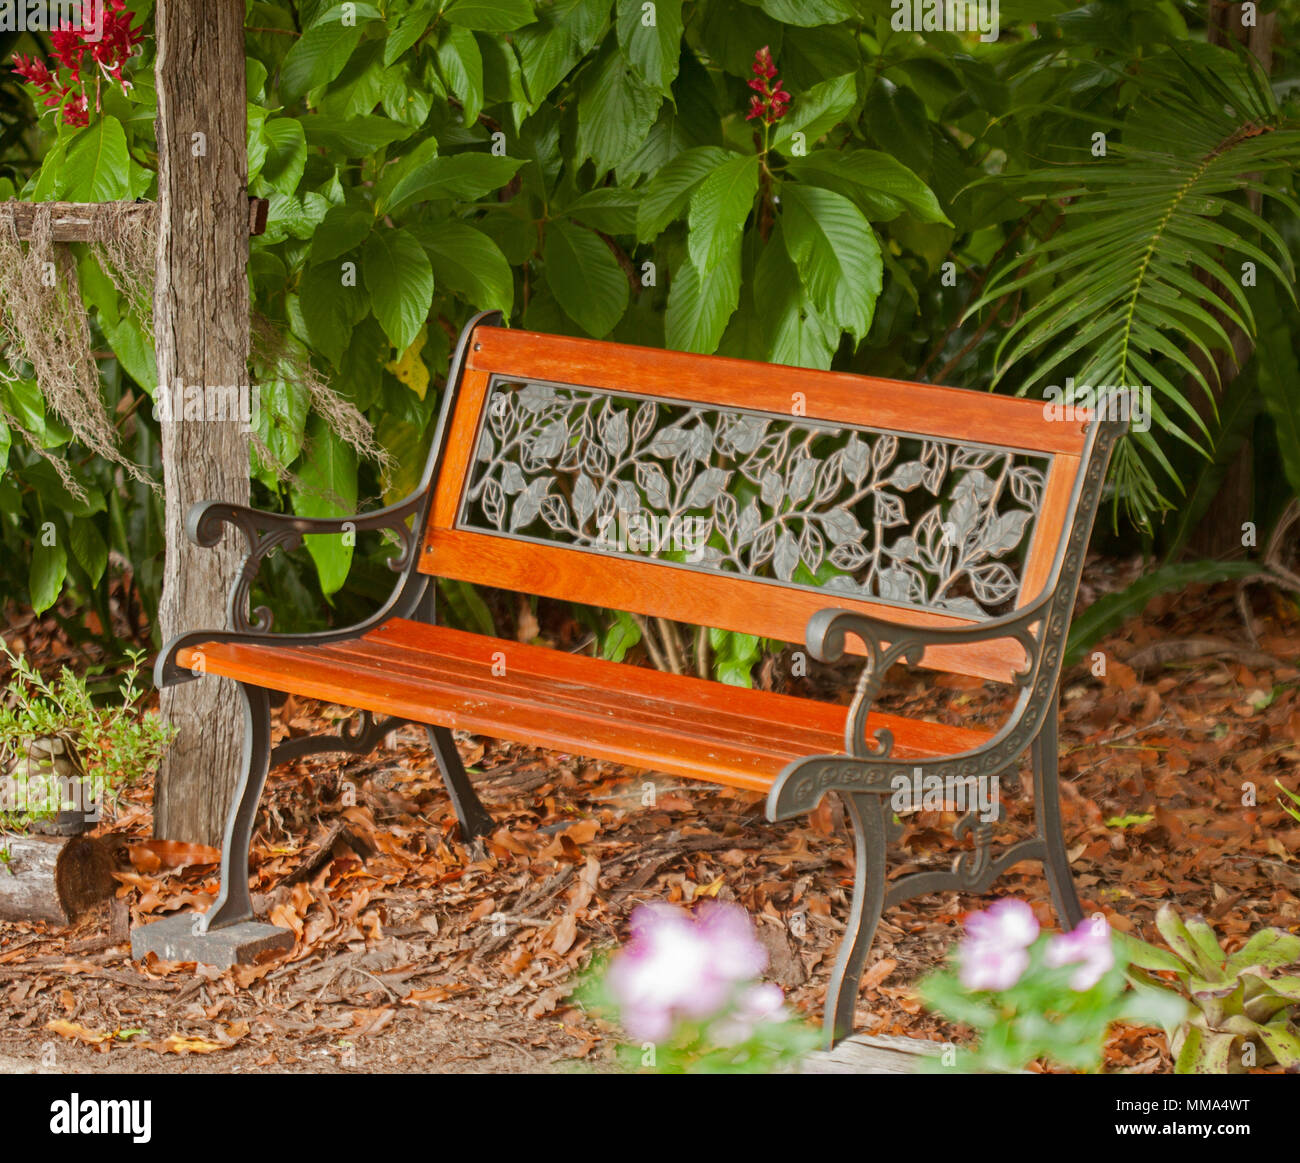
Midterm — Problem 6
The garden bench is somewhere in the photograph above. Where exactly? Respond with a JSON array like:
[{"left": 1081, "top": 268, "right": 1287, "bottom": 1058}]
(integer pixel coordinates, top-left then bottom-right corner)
[{"left": 143, "top": 310, "right": 1125, "bottom": 1046}]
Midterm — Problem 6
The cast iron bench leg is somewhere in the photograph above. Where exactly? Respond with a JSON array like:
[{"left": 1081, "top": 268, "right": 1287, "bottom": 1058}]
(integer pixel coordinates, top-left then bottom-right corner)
[
  {"left": 204, "top": 681, "right": 273, "bottom": 931},
  {"left": 1033, "top": 689, "right": 1084, "bottom": 930},
  {"left": 823, "top": 791, "right": 890, "bottom": 1049},
  {"left": 426, "top": 724, "right": 494, "bottom": 841}
]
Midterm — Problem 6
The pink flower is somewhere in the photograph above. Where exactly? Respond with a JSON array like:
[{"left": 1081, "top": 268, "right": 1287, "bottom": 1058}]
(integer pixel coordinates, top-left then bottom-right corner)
[
  {"left": 956, "top": 899, "right": 1040, "bottom": 991},
  {"left": 710, "top": 982, "right": 786, "bottom": 1046},
  {"left": 1045, "top": 918, "right": 1115, "bottom": 991},
  {"left": 966, "top": 898, "right": 1040, "bottom": 950},
  {"left": 606, "top": 901, "right": 773, "bottom": 1042}
]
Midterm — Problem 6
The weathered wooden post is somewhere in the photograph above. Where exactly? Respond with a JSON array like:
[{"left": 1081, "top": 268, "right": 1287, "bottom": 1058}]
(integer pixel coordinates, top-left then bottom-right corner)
[{"left": 152, "top": 1, "right": 251, "bottom": 846}]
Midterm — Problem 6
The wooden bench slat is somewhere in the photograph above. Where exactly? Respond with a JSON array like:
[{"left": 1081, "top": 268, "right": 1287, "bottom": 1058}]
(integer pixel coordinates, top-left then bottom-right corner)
[
  {"left": 465, "top": 328, "right": 1091, "bottom": 455},
  {"left": 175, "top": 622, "right": 991, "bottom": 794},
  {"left": 420, "top": 529, "right": 1030, "bottom": 684},
  {"left": 323, "top": 639, "right": 838, "bottom": 760}
]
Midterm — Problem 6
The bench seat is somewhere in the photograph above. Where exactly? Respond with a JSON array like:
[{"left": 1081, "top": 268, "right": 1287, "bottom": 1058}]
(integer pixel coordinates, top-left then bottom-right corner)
[{"left": 178, "top": 620, "right": 993, "bottom": 796}]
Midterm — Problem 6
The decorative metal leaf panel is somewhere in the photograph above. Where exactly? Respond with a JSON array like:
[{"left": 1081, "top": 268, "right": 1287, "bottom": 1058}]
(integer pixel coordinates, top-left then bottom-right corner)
[{"left": 457, "top": 377, "right": 1054, "bottom": 621}]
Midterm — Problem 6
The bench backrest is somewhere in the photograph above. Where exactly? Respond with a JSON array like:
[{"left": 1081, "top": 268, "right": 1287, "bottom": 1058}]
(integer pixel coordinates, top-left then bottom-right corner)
[{"left": 419, "top": 323, "right": 1098, "bottom": 684}]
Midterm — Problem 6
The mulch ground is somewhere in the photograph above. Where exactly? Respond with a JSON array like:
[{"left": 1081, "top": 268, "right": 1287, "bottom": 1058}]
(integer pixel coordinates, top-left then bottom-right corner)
[{"left": 1, "top": 554, "right": 1298, "bottom": 1073}]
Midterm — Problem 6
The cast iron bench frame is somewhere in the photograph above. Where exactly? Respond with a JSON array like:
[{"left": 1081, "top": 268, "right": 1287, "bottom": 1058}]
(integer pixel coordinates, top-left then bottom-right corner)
[{"left": 148, "top": 311, "right": 1125, "bottom": 1046}]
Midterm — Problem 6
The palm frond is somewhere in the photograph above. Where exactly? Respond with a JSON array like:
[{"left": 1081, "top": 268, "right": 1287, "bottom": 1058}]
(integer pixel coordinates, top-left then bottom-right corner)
[{"left": 968, "top": 47, "right": 1300, "bottom": 528}]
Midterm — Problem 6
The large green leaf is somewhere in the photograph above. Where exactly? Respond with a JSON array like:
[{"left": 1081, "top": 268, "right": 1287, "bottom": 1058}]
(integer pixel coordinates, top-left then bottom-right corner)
[
  {"left": 1225, "top": 929, "right": 1300, "bottom": 974},
  {"left": 363, "top": 228, "right": 435, "bottom": 352},
  {"left": 563, "top": 188, "right": 641, "bottom": 235},
  {"left": 635, "top": 145, "right": 730, "bottom": 242},
  {"left": 299, "top": 261, "right": 369, "bottom": 366},
  {"left": 771, "top": 72, "right": 857, "bottom": 153},
  {"left": 310, "top": 204, "right": 373, "bottom": 264},
  {"left": 515, "top": 0, "right": 610, "bottom": 108},
  {"left": 1064, "top": 560, "right": 1261, "bottom": 667},
  {"left": 291, "top": 416, "right": 359, "bottom": 596},
  {"left": 102, "top": 314, "right": 157, "bottom": 390},
  {"left": 576, "top": 41, "right": 662, "bottom": 177},
  {"left": 687, "top": 153, "right": 759, "bottom": 272},
  {"left": 444, "top": 0, "right": 535, "bottom": 31},
  {"left": 60, "top": 117, "right": 130, "bottom": 202},
  {"left": 29, "top": 539, "right": 67, "bottom": 616},
  {"left": 69, "top": 517, "right": 108, "bottom": 588},
  {"left": 280, "top": 18, "right": 363, "bottom": 101},
  {"left": 543, "top": 220, "right": 628, "bottom": 338},
  {"left": 780, "top": 184, "right": 881, "bottom": 341},
  {"left": 260, "top": 118, "right": 308, "bottom": 194},
  {"left": 254, "top": 379, "right": 311, "bottom": 476},
  {"left": 747, "top": 0, "right": 853, "bottom": 26},
  {"left": 418, "top": 221, "right": 514, "bottom": 315},
  {"left": 616, "top": 0, "right": 683, "bottom": 95},
  {"left": 384, "top": 2, "right": 437, "bottom": 65},
  {"left": 384, "top": 153, "right": 525, "bottom": 215},
  {"left": 435, "top": 24, "right": 484, "bottom": 126},
  {"left": 755, "top": 227, "right": 837, "bottom": 370},
  {"left": 787, "top": 150, "right": 950, "bottom": 224},
  {"left": 303, "top": 114, "right": 413, "bottom": 156},
  {"left": 665, "top": 240, "right": 740, "bottom": 354}
]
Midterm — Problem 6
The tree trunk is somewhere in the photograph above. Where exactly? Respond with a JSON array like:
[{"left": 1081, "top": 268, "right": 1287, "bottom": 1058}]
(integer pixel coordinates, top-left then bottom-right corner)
[
  {"left": 1188, "top": 2, "right": 1277, "bottom": 557},
  {"left": 152, "top": 1, "right": 250, "bottom": 845}
]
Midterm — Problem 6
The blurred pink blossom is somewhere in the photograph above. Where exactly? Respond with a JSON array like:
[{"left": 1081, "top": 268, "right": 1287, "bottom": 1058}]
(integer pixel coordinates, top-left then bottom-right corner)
[
  {"left": 1045, "top": 918, "right": 1115, "bottom": 991},
  {"left": 606, "top": 901, "right": 775, "bottom": 1042},
  {"left": 957, "top": 899, "right": 1039, "bottom": 991}
]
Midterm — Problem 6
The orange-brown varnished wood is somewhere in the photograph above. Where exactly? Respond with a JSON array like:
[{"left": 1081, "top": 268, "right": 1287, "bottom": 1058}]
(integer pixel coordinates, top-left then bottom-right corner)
[
  {"left": 421, "top": 528, "right": 1030, "bottom": 683},
  {"left": 176, "top": 622, "right": 992, "bottom": 794},
  {"left": 1018, "top": 453, "right": 1079, "bottom": 607},
  {"left": 465, "top": 327, "right": 1090, "bottom": 454}
]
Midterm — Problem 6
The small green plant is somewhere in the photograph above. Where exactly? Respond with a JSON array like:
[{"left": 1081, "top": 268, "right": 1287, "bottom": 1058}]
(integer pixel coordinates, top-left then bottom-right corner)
[
  {"left": 919, "top": 901, "right": 1186, "bottom": 1074},
  {"left": 1277, "top": 781, "right": 1300, "bottom": 827},
  {"left": 1121, "top": 903, "right": 1300, "bottom": 1074},
  {"left": 580, "top": 901, "right": 819, "bottom": 1074},
  {"left": 0, "top": 643, "right": 173, "bottom": 835}
]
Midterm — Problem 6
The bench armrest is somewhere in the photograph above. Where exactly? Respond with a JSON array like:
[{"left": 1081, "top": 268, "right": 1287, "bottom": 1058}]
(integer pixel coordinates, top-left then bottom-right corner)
[
  {"left": 154, "top": 490, "right": 429, "bottom": 689},
  {"left": 765, "top": 593, "right": 1056, "bottom": 823},
  {"left": 807, "top": 593, "right": 1051, "bottom": 753}
]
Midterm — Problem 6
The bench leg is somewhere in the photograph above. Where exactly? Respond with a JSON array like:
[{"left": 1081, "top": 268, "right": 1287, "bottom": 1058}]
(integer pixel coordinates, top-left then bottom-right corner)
[
  {"left": 1033, "top": 692, "right": 1084, "bottom": 930},
  {"left": 203, "top": 682, "right": 274, "bottom": 931},
  {"left": 823, "top": 791, "right": 889, "bottom": 1049},
  {"left": 426, "top": 725, "right": 494, "bottom": 841}
]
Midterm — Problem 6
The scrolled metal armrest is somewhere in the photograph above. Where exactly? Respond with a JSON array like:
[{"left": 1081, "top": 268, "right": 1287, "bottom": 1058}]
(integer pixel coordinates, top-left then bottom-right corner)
[
  {"left": 154, "top": 490, "right": 431, "bottom": 690},
  {"left": 186, "top": 495, "right": 426, "bottom": 557},
  {"left": 806, "top": 594, "right": 1054, "bottom": 762}
]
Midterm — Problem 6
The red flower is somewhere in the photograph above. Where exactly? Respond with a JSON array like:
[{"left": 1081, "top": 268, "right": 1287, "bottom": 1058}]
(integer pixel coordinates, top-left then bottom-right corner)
[
  {"left": 10, "top": 1, "right": 143, "bottom": 124},
  {"left": 745, "top": 46, "right": 789, "bottom": 125}
]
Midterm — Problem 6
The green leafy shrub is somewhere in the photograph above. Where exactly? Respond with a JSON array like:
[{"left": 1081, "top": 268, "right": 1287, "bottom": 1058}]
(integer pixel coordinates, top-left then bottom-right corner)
[
  {"left": 0, "top": 643, "right": 173, "bottom": 834},
  {"left": 1121, "top": 903, "right": 1300, "bottom": 1073}
]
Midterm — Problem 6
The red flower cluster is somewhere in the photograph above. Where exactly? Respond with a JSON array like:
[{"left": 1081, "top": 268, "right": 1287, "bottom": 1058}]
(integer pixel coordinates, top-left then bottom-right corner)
[
  {"left": 745, "top": 45, "right": 790, "bottom": 125},
  {"left": 11, "top": 1, "right": 142, "bottom": 128}
]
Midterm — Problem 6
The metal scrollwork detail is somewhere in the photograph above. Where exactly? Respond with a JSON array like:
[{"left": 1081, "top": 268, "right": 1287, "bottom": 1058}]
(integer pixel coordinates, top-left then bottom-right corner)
[
  {"left": 767, "top": 418, "right": 1128, "bottom": 822},
  {"left": 187, "top": 497, "right": 424, "bottom": 635},
  {"left": 462, "top": 378, "right": 1053, "bottom": 621}
]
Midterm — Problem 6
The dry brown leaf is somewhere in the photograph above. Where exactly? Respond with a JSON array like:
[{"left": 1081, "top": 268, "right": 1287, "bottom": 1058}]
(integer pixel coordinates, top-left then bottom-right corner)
[
  {"left": 46, "top": 1019, "right": 111, "bottom": 1045},
  {"left": 152, "top": 1034, "right": 227, "bottom": 1055}
]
